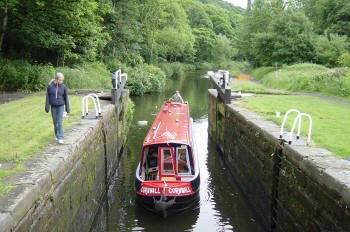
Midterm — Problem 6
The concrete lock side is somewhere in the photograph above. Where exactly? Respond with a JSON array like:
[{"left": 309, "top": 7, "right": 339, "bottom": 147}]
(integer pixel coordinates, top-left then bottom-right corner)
[
  {"left": 208, "top": 89, "right": 350, "bottom": 231},
  {"left": 0, "top": 91, "right": 129, "bottom": 232}
]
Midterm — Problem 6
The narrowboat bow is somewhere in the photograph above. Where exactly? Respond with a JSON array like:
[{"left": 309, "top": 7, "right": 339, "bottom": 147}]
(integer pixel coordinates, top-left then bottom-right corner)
[{"left": 135, "top": 98, "right": 200, "bottom": 216}]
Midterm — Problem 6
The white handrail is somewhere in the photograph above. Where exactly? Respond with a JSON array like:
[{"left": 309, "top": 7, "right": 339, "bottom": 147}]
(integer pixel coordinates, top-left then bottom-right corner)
[
  {"left": 87, "top": 93, "right": 101, "bottom": 116},
  {"left": 81, "top": 95, "right": 99, "bottom": 119},
  {"left": 120, "top": 73, "right": 128, "bottom": 85},
  {"left": 289, "top": 113, "right": 313, "bottom": 145},
  {"left": 280, "top": 109, "right": 301, "bottom": 138},
  {"left": 115, "top": 69, "right": 121, "bottom": 88}
]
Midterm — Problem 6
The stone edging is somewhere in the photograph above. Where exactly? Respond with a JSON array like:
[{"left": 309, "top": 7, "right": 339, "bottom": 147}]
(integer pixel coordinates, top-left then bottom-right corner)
[
  {"left": 0, "top": 101, "right": 114, "bottom": 231},
  {"left": 227, "top": 103, "right": 350, "bottom": 212}
]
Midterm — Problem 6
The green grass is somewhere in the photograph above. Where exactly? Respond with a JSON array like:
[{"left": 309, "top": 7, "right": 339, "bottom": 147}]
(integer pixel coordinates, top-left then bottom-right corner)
[
  {"left": 250, "top": 66, "right": 274, "bottom": 81},
  {"left": 257, "top": 63, "right": 350, "bottom": 99},
  {"left": 0, "top": 94, "right": 83, "bottom": 196},
  {"left": 238, "top": 95, "right": 350, "bottom": 158},
  {"left": 231, "top": 79, "right": 288, "bottom": 94}
]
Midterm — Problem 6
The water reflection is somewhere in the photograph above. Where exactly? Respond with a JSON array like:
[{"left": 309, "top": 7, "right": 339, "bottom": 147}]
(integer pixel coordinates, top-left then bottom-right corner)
[{"left": 92, "top": 71, "right": 263, "bottom": 231}]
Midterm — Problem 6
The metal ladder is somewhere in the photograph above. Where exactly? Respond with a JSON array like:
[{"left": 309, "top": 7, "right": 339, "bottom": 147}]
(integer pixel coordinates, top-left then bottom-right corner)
[{"left": 279, "top": 109, "right": 313, "bottom": 145}]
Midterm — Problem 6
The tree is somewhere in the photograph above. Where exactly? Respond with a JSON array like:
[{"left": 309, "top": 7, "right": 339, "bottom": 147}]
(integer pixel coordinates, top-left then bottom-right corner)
[
  {"left": 302, "top": 0, "right": 350, "bottom": 36},
  {"left": 155, "top": 27, "right": 195, "bottom": 62},
  {"left": 103, "top": 0, "right": 144, "bottom": 66},
  {"left": 204, "top": 4, "right": 235, "bottom": 39},
  {"left": 210, "top": 34, "right": 235, "bottom": 64},
  {"left": 141, "top": 0, "right": 194, "bottom": 63},
  {"left": 0, "top": 0, "right": 18, "bottom": 52},
  {"left": 235, "top": 0, "right": 274, "bottom": 61},
  {"left": 251, "top": 10, "right": 315, "bottom": 65},
  {"left": 192, "top": 27, "right": 216, "bottom": 61},
  {"left": 314, "top": 34, "right": 348, "bottom": 67},
  {"left": 3, "top": 0, "right": 110, "bottom": 65}
]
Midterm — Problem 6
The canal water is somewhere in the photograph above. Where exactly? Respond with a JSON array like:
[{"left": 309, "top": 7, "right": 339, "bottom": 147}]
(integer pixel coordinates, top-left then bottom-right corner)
[{"left": 92, "top": 71, "right": 263, "bottom": 231}]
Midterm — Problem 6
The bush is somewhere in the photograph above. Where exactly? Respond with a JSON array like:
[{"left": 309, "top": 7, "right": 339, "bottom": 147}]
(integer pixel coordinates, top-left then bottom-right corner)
[
  {"left": 338, "top": 53, "right": 350, "bottom": 67},
  {"left": 310, "top": 68, "right": 350, "bottom": 96},
  {"left": 0, "top": 59, "right": 111, "bottom": 91},
  {"left": 226, "top": 61, "right": 250, "bottom": 76},
  {"left": 194, "top": 62, "right": 217, "bottom": 70},
  {"left": 260, "top": 63, "right": 350, "bottom": 97},
  {"left": 250, "top": 66, "right": 274, "bottom": 81},
  {"left": 125, "top": 64, "right": 166, "bottom": 96},
  {"left": 0, "top": 59, "right": 55, "bottom": 91},
  {"left": 313, "top": 34, "right": 348, "bottom": 67},
  {"left": 57, "top": 62, "right": 110, "bottom": 90},
  {"left": 157, "top": 62, "right": 194, "bottom": 79}
]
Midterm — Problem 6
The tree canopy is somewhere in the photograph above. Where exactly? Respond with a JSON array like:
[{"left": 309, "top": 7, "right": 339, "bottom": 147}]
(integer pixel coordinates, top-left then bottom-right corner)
[{"left": 0, "top": 0, "right": 348, "bottom": 68}]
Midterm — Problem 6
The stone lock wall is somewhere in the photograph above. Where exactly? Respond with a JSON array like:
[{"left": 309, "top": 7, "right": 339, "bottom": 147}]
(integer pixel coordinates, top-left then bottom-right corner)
[
  {"left": 208, "top": 89, "right": 350, "bottom": 231},
  {"left": 0, "top": 91, "right": 129, "bottom": 232}
]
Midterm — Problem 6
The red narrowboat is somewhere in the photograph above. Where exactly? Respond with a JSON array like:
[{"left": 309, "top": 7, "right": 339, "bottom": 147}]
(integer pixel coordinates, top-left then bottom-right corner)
[{"left": 135, "top": 98, "right": 200, "bottom": 217}]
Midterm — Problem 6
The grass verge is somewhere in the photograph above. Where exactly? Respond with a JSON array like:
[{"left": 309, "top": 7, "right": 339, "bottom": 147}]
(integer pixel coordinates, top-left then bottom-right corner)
[
  {"left": 238, "top": 95, "right": 350, "bottom": 158},
  {"left": 254, "top": 63, "right": 350, "bottom": 100},
  {"left": 0, "top": 94, "right": 83, "bottom": 197},
  {"left": 231, "top": 79, "right": 288, "bottom": 94}
]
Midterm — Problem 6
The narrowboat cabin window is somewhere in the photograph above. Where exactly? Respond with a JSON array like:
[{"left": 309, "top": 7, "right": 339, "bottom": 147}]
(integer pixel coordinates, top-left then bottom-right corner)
[
  {"left": 177, "top": 147, "right": 190, "bottom": 174},
  {"left": 161, "top": 148, "right": 174, "bottom": 175},
  {"left": 144, "top": 146, "right": 158, "bottom": 180}
]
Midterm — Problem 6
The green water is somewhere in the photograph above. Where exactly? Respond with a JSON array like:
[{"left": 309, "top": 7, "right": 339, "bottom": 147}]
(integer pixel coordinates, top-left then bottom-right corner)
[{"left": 92, "top": 71, "right": 263, "bottom": 232}]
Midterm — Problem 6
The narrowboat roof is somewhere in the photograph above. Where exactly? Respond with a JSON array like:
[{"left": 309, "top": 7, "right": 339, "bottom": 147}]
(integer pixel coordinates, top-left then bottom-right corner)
[{"left": 143, "top": 101, "right": 191, "bottom": 146}]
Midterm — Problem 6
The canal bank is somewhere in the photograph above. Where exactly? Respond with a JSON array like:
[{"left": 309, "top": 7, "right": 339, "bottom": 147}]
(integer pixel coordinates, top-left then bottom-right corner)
[
  {"left": 0, "top": 91, "right": 129, "bottom": 232},
  {"left": 208, "top": 89, "right": 350, "bottom": 231}
]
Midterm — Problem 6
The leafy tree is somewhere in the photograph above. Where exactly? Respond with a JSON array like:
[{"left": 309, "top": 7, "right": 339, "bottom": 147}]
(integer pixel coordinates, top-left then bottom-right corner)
[
  {"left": 0, "top": 0, "right": 19, "bottom": 52},
  {"left": 183, "top": 0, "right": 213, "bottom": 29},
  {"left": 192, "top": 27, "right": 216, "bottom": 61},
  {"left": 251, "top": 10, "right": 315, "bottom": 65},
  {"left": 155, "top": 27, "right": 194, "bottom": 62},
  {"left": 141, "top": 0, "right": 195, "bottom": 63},
  {"left": 204, "top": 4, "right": 235, "bottom": 39},
  {"left": 140, "top": 0, "right": 168, "bottom": 63},
  {"left": 338, "top": 53, "right": 350, "bottom": 67},
  {"left": 103, "top": 0, "right": 144, "bottom": 66},
  {"left": 314, "top": 34, "right": 348, "bottom": 67},
  {"left": 210, "top": 34, "right": 235, "bottom": 63},
  {"left": 235, "top": 0, "right": 274, "bottom": 61},
  {"left": 3, "top": 0, "right": 110, "bottom": 66},
  {"left": 302, "top": 0, "right": 350, "bottom": 36}
]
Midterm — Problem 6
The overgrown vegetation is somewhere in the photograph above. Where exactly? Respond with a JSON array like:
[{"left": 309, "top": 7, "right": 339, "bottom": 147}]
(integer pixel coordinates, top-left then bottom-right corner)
[
  {"left": 1, "top": 0, "right": 349, "bottom": 94},
  {"left": 0, "top": 59, "right": 113, "bottom": 91},
  {"left": 251, "top": 63, "right": 350, "bottom": 99},
  {"left": 0, "top": 0, "right": 244, "bottom": 93},
  {"left": 239, "top": 95, "right": 350, "bottom": 158},
  {"left": 236, "top": 0, "right": 349, "bottom": 67}
]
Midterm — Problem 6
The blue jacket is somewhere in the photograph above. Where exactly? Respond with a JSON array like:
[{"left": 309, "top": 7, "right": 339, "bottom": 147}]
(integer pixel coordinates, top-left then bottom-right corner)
[{"left": 45, "top": 82, "right": 70, "bottom": 113}]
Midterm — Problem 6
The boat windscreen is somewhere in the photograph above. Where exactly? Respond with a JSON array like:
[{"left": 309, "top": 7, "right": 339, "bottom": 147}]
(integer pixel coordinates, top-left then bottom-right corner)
[{"left": 161, "top": 148, "right": 174, "bottom": 175}]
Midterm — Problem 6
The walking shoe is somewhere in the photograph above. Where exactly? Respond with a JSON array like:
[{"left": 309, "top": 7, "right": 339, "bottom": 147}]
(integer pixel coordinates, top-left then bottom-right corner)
[
  {"left": 55, "top": 137, "right": 58, "bottom": 141},
  {"left": 58, "top": 139, "right": 64, "bottom": 144}
]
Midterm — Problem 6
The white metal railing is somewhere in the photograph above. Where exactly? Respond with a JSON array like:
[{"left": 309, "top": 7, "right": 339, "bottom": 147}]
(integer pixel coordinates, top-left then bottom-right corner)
[
  {"left": 119, "top": 73, "right": 128, "bottom": 86},
  {"left": 280, "top": 109, "right": 301, "bottom": 139},
  {"left": 81, "top": 93, "right": 101, "bottom": 119},
  {"left": 279, "top": 109, "right": 313, "bottom": 146},
  {"left": 289, "top": 113, "right": 312, "bottom": 145},
  {"left": 113, "top": 69, "right": 121, "bottom": 89},
  {"left": 218, "top": 70, "right": 230, "bottom": 89}
]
